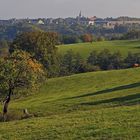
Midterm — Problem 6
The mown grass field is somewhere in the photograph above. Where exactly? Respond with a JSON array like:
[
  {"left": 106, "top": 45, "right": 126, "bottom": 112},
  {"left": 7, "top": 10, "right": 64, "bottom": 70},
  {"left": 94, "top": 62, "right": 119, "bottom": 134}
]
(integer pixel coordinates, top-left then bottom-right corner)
[
  {"left": 0, "top": 68, "right": 140, "bottom": 140},
  {"left": 58, "top": 40, "right": 140, "bottom": 59}
]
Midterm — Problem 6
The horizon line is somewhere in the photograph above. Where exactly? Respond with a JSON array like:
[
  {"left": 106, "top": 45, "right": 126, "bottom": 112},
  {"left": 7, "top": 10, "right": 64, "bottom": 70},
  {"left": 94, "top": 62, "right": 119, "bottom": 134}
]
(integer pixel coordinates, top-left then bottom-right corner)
[{"left": 0, "top": 15, "right": 140, "bottom": 20}]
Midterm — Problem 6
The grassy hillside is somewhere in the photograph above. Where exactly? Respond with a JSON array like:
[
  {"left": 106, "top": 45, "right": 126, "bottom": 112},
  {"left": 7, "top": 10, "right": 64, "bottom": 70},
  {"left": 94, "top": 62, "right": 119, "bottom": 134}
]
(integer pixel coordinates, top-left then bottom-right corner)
[
  {"left": 0, "top": 68, "right": 140, "bottom": 139},
  {"left": 58, "top": 40, "right": 140, "bottom": 58}
]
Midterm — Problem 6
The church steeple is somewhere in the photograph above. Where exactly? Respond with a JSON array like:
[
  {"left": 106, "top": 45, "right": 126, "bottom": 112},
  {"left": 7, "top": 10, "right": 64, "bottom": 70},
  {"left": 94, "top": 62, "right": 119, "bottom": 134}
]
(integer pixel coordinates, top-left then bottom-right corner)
[
  {"left": 79, "top": 11, "right": 82, "bottom": 18},
  {"left": 77, "top": 11, "right": 82, "bottom": 24}
]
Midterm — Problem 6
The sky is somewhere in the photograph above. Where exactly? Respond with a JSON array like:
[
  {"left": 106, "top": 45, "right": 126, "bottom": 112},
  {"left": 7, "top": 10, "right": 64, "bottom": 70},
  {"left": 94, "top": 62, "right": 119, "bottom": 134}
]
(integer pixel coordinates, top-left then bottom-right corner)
[{"left": 0, "top": 0, "right": 140, "bottom": 19}]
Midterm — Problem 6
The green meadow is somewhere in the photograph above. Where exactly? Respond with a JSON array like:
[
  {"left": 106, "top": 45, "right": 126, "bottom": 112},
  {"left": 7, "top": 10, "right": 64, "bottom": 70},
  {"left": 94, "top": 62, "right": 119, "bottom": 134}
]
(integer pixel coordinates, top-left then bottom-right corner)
[
  {"left": 58, "top": 40, "right": 140, "bottom": 58},
  {"left": 0, "top": 67, "right": 140, "bottom": 140},
  {"left": 0, "top": 40, "right": 140, "bottom": 140}
]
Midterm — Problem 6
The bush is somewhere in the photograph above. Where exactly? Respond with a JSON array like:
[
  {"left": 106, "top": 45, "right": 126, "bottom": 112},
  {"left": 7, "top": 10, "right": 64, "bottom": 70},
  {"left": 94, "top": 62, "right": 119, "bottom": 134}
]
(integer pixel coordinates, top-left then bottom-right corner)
[{"left": 96, "top": 36, "right": 105, "bottom": 42}]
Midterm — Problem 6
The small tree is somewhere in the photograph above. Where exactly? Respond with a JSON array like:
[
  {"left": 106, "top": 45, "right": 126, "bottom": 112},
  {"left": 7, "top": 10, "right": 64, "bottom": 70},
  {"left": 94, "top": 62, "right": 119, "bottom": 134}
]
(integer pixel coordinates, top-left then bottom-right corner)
[
  {"left": 110, "top": 51, "right": 123, "bottom": 69},
  {"left": 0, "top": 50, "right": 45, "bottom": 121},
  {"left": 60, "top": 50, "right": 76, "bottom": 75},
  {"left": 97, "top": 49, "right": 112, "bottom": 70},
  {"left": 87, "top": 50, "right": 98, "bottom": 66},
  {"left": 81, "top": 34, "right": 93, "bottom": 43}
]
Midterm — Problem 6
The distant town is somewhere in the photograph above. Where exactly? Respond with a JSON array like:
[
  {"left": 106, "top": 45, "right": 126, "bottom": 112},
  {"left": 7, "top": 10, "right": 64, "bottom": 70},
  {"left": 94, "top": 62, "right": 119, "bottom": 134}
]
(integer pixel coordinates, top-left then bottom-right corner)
[{"left": 1, "top": 12, "right": 140, "bottom": 29}]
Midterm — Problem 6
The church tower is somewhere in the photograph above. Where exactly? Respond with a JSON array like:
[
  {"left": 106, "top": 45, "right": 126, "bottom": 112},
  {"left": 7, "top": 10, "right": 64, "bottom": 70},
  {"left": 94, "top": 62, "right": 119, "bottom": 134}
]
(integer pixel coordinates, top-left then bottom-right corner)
[
  {"left": 77, "top": 11, "right": 82, "bottom": 23},
  {"left": 79, "top": 11, "right": 82, "bottom": 18}
]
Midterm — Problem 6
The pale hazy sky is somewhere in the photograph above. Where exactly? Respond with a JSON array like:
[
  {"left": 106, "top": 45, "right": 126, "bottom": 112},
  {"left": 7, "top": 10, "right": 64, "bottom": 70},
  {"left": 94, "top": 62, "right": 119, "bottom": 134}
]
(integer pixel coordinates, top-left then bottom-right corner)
[{"left": 0, "top": 0, "right": 140, "bottom": 19}]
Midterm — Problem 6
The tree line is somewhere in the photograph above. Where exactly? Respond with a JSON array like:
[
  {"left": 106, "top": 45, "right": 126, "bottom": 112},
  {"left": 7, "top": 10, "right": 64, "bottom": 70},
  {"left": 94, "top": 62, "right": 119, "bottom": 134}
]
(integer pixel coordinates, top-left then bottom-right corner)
[
  {"left": 57, "top": 50, "right": 140, "bottom": 77},
  {"left": 1, "top": 21, "right": 140, "bottom": 42}
]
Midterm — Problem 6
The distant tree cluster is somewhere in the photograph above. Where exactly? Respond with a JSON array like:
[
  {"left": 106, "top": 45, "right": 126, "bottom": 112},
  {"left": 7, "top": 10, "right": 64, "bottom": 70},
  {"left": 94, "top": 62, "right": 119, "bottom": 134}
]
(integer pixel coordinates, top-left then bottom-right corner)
[
  {"left": 58, "top": 49, "right": 140, "bottom": 76},
  {"left": 60, "top": 34, "right": 97, "bottom": 44},
  {"left": 121, "top": 30, "right": 140, "bottom": 40},
  {"left": 1, "top": 21, "right": 140, "bottom": 42},
  {"left": 10, "top": 31, "right": 59, "bottom": 77}
]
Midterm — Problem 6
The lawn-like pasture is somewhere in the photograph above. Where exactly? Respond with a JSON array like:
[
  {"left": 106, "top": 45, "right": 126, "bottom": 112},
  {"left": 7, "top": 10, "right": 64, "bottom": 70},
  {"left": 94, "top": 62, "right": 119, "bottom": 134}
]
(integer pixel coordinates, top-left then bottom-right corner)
[
  {"left": 0, "top": 68, "right": 140, "bottom": 140},
  {"left": 58, "top": 40, "right": 140, "bottom": 59}
]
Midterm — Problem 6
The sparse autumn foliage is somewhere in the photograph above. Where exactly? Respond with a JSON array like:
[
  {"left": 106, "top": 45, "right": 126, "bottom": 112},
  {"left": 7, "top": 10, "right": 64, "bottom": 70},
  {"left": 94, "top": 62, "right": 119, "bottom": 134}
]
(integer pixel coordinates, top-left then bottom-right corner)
[
  {"left": 81, "top": 34, "right": 93, "bottom": 43},
  {"left": 0, "top": 50, "right": 45, "bottom": 96}
]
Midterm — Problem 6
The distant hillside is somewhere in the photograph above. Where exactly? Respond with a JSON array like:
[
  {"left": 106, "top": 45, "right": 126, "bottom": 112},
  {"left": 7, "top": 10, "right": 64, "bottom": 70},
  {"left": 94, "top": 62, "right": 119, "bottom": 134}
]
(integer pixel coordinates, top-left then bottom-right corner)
[
  {"left": 0, "top": 23, "right": 42, "bottom": 41},
  {"left": 116, "top": 16, "right": 140, "bottom": 21},
  {"left": 58, "top": 40, "right": 140, "bottom": 59}
]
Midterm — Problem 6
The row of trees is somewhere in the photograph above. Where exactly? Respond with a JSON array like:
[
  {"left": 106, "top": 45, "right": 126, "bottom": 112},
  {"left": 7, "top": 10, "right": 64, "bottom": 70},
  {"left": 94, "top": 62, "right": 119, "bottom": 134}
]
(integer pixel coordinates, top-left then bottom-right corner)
[
  {"left": 1, "top": 22, "right": 140, "bottom": 42},
  {"left": 58, "top": 50, "right": 140, "bottom": 76},
  {"left": 121, "top": 30, "right": 140, "bottom": 40},
  {"left": 59, "top": 34, "right": 105, "bottom": 44}
]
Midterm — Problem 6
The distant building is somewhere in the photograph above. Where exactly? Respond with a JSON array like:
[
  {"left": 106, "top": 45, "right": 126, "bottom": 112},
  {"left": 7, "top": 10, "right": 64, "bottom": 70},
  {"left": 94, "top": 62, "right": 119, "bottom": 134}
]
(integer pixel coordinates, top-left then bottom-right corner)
[
  {"left": 45, "top": 18, "right": 53, "bottom": 24},
  {"left": 29, "top": 19, "right": 45, "bottom": 25},
  {"left": 88, "top": 16, "right": 96, "bottom": 25},
  {"left": 94, "top": 18, "right": 108, "bottom": 27},
  {"left": 76, "top": 11, "right": 96, "bottom": 26},
  {"left": 37, "top": 19, "right": 45, "bottom": 25}
]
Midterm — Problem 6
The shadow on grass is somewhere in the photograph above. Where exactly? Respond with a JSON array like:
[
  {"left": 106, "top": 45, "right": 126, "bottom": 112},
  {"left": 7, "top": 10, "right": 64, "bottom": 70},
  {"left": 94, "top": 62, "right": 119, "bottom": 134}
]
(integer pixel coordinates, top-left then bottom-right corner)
[
  {"left": 134, "top": 46, "right": 140, "bottom": 49},
  {"left": 80, "top": 93, "right": 140, "bottom": 107},
  {"left": 68, "top": 82, "right": 140, "bottom": 99},
  {"left": 113, "top": 40, "right": 140, "bottom": 46}
]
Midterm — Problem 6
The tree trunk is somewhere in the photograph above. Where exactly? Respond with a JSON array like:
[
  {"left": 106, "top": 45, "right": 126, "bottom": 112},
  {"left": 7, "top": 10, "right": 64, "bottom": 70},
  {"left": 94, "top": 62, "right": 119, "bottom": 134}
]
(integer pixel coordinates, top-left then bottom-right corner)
[{"left": 3, "top": 87, "right": 12, "bottom": 121}]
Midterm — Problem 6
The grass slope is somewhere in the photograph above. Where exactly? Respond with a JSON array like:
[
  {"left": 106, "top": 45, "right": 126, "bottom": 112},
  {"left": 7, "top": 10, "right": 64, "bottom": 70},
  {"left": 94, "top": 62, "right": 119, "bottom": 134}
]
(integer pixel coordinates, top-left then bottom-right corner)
[
  {"left": 58, "top": 40, "right": 140, "bottom": 59},
  {"left": 0, "top": 68, "right": 140, "bottom": 139}
]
